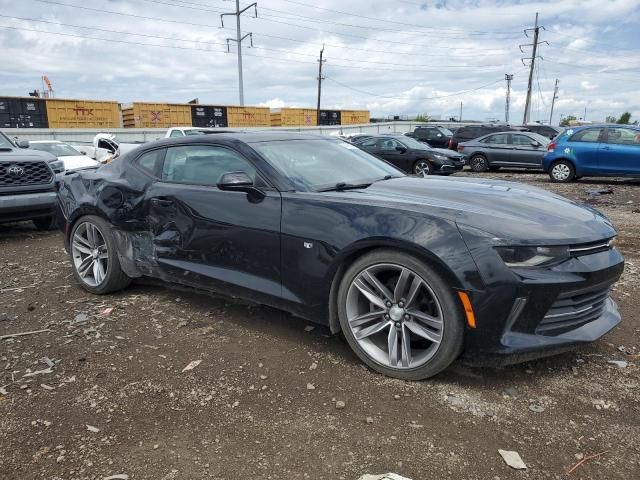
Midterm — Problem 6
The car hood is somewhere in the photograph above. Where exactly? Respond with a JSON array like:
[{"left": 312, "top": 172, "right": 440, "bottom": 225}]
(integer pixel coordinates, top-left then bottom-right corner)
[
  {"left": 341, "top": 176, "right": 615, "bottom": 244},
  {"left": 60, "top": 155, "right": 101, "bottom": 170}
]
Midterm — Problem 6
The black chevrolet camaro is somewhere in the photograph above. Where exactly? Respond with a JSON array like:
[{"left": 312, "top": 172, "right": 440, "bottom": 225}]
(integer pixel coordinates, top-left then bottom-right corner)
[{"left": 57, "top": 133, "right": 624, "bottom": 380}]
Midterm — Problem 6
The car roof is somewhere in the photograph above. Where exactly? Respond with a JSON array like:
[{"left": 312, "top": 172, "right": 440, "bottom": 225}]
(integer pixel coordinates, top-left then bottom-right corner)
[
  {"left": 29, "top": 140, "right": 63, "bottom": 144},
  {"left": 145, "top": 131, "right": 332, "bottom": 147}
]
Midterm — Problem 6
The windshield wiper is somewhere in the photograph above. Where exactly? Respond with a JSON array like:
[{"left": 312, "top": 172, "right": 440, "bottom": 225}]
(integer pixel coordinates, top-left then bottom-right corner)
[{"left": 317, "top": 182, "right": 373, "bottom": 192}]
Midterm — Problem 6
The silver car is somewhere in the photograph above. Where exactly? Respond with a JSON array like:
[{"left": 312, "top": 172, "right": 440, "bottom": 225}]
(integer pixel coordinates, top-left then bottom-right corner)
[{"left": 458, "top": 131, "right": 551, "bottom": 172}]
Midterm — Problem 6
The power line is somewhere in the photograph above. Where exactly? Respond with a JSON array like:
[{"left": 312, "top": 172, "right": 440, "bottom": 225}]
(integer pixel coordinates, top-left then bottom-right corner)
[
  {"left": 31, "top": 0, "right": 512, "bottom": 56},
  {"left": 0, "top": 14, "right": 506, "bottom": 67},
  {"left": 324, "top": 75, "right": 515, "bottom": 101},
  {"left": 169, "top": 0, "right": 521, "bottom": 36},
  {"left": 0, "top": 23, "right": 509, "bottom": 74}
]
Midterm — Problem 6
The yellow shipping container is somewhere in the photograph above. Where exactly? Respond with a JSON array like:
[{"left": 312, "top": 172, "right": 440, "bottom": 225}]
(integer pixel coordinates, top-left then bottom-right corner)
[
  {"left": 340, "top": 110, "right": 370, "bottom": 125},
  {"left": 122, "top": 102, "right": 192, "bottom": 128},
  {"left": 270, "top": 108, "right": 318, "bottom": 127},
  {"left": 227, "top": 106, "right": 270, "bottom": 127},
  {"left": 45, "top": 99, "right": 121, "bottom": 128}
]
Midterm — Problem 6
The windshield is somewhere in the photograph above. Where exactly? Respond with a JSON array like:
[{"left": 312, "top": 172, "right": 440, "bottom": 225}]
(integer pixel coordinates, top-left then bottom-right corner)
[
  {"left": 30, "top": 142, "right": 81, "bottom": 157},
  {"left": 439, "top": 127, "right": 453, "bottom": 136},
  {"left": 398, "top": 136, "right": 431, "bottom": 149},
  {"left": 251, "top": 139, "right": 403, "bottom": 191},
  {"left": 185, "top": 129, "right": 216, "bottom": 136},
  {"left": 0, "top": 133, "right": 13, "bottom": 148}
]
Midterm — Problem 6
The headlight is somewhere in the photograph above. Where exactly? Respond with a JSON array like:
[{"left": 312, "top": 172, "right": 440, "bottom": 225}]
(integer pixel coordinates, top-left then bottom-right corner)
[
  {"left": 495, "top": 245, "right": 570, "bottom": 267},
  {"left": 432, "top": 154, "right": 449, "bottom": 161},
  {"left": 49, "top": 160, "right": 65, "bottom": 173}
]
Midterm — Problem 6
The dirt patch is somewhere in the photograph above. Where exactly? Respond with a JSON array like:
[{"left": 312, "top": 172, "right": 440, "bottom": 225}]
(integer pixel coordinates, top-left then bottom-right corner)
[{"left": 1, "top": 171, "right": 639, "bottom": 479}]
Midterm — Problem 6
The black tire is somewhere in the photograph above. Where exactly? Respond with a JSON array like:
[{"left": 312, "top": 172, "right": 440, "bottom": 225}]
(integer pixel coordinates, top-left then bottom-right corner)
[
  {"left": 337, "top": 249, "right": 464, "bottom": 380},
  {"left": 33, "top": 215, "right": 57, "bottom": 231},
  {"left": 469, "top": 154, "right": 489, "bottom": 172},
  {"left": 413, "top": 159, "right": 433, "bottom": 177},
  {"left": 69, "top": 215, "right": 131, "bottom": 294},
  {"left": 549, "top": 160, "right": 576, "bottom": 183}
]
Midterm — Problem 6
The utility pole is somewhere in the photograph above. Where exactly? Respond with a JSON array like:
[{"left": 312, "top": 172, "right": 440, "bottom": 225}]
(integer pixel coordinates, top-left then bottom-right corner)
[
  {"left": 459, "top": 102, "right": 463, "bottom": 122},
  {"left": 316, "top": 44, "right": 325, "bottom": 126},
  {"left": 504, "top": 74, "right": 514, "bottom": 123},
  {"left": 549, "top": 78, "right": 559, "bottom": 125},
  {"left": 521, "top": 13, "right": 546, "bottom": 124},
  {"left": 221, "top": 1, "right": 257, "bottom": 106}
]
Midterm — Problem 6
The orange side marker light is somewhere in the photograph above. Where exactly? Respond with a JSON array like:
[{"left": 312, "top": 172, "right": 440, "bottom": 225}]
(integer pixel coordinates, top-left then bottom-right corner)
[{"left": 457, "top": 291, "right": 476, "bottom": 328}]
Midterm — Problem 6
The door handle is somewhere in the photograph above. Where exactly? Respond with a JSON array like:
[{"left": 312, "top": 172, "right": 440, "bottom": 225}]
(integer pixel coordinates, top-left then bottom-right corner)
[{"left": 151, "top": 198, "right": 172, "bottom": 207}]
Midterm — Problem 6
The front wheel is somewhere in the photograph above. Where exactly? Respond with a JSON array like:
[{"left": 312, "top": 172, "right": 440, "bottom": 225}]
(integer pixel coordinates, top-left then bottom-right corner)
[
  {"left": 337, "top": 250, "right": 464, "bottom": 380},
  {"left": 413, "top": 160, "right": 433, "bottom": 177},
  {"left": 469, "top": 155, "right": 488, "bottom": 172},
  {"left": 549, "top": 160, "right": 575, "bottom": 183},
  {"left": 70, "top": 215, "right": 131, "bottom": 294}
]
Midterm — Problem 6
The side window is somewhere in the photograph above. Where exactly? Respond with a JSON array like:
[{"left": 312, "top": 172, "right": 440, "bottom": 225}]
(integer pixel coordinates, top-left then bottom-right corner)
[
  {"left": 359, "top": 138, "right": 378, "bottom": 148},
  {"left": 169, "top": 130, "right": 184, "bottom": 138},
  {"left": 607, "top": 128, "right": 640, "bottom": 146},
  {"left": 379, "top": 138, "right": 400, "bottom": 150},
  {"left": 570, "top": 128, "right": 604, "bottom": 143},
  {"left": 485, "top": 134, "right": 509, "bottom": 145},
  {"left": 511, "top": 134, "right": 535, "bottom": 146},
  {"left": 161, "top": 145, "right": 257, "bottom": 186},
  {"left": 135, "top": 148, "right": 166, "bottom": 177}
]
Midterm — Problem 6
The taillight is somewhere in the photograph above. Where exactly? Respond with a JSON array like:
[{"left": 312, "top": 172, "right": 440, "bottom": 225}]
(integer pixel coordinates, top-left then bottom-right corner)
[
  {"left": 547, "top": 141, "right": 556, "bottom": 152},
  {"left": 448, "top": 138, "right": 453, "bottom": 149}
]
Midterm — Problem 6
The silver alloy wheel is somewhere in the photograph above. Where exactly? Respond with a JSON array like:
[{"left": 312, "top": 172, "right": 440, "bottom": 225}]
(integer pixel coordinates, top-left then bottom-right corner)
[
  {"left": 414, "top": 160, "right": 431, "bottom": 177},
  {"left": 471, "top": 156, "right": 487, "bottom": 172},
  {"left": 551, "top": 163, "right": 571, "bottom": 181},
  {"left": 71, "top": 222, "right": 109, "bottom": 287},
  {"left": 345, "top": 263, "right": 444, "bottom": 369}
]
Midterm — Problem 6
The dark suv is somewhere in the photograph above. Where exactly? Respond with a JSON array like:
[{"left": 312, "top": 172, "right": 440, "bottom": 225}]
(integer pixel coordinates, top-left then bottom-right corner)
[
  {"left": 405, "top": 125, "right": 453, "bottom": 148},
  {"left": 0, "top": 131, "right": 61, "bottom": 229},
  {"left": 448, "top": 124, "right": 515, "bottom": 150}
]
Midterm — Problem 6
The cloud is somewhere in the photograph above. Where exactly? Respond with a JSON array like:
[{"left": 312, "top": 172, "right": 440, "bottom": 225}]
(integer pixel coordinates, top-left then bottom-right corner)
[{"left": 0, "top": 0, "right": 638, "bottom": 123}]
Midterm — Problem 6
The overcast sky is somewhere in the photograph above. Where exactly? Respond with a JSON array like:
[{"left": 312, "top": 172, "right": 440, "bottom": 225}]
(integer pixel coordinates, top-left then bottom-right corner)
[{"left": 0, "top": 0, "right": 638, "bottom": 123}]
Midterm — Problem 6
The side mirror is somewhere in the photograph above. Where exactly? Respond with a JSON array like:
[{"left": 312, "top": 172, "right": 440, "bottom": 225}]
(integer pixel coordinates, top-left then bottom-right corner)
[
  {"left": 16, "top": 140, "right": 30, "bottom": 148},
  {"left": 217, "top": 171, "right": 254, "bottom": 191},
  {"left": 395, "top": 146, "right": 407, "bottom": 153},
  {"left": 532, "top": 142, "right": 541, "bottom": 148},
  {"left": 79, "top": 150, "right": 87, "bottom": 155}
]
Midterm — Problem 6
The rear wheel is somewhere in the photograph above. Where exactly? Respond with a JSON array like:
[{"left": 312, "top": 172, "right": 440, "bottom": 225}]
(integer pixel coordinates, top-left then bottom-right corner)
[
  {"left": 469, "top": 155, "right": 488, "bottom": 172},
  {"left": 549, "top": 160, "right": 575, "bottom": 183},
  {"left": 337, "top": 249, "right": 464, "bottom": 380},
  {"left": 33, "top": 215, "right": 57, "bottom": 231},
  {"left": 70, "top": 215, "right": 131, "bottom": 294},
  {"left": 413, "top": 160, "right": 433, "bottom": 177}
]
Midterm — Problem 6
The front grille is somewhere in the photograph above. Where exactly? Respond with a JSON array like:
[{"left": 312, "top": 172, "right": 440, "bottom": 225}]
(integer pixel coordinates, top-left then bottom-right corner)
[
  {"left": 569, "top": 239, "right": 613, "bottom": 256},
  {"left": 537, "top": 284, "right": 612, "bottom": 335},
  {"left": 0, "top": 161, "right": 53, "bottom": 186}
]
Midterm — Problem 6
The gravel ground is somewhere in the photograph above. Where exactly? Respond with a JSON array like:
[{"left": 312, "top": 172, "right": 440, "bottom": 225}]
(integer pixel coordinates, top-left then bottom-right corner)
[{"left": 1, "top": 170, "right": 639, "bottom": 480}]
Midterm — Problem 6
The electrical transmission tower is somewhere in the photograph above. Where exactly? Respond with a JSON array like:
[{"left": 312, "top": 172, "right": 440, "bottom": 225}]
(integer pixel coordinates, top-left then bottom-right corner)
[
  {"left": 520, "top": 13, "right": 547, "bottom": 124},
  {"left": 221, "top": 1, "right": 257, "bottom": 106},
  {"left": 549, "top": 79, "right": 559, "bottom": 125},
  {"left": 504, "top": 74, "right": 514, "bottom": 123},
  {"left": 316, "top": 45, "right": 326, "bottom": 126}
]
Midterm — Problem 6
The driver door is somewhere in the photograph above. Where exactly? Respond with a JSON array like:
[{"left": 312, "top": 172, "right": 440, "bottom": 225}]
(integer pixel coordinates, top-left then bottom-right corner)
[
  {"left": 377, "top": 138, "right": 412, "bottom": 172},
  {"left": 144, "top": 143, "right": 283, "bottom": 301}
]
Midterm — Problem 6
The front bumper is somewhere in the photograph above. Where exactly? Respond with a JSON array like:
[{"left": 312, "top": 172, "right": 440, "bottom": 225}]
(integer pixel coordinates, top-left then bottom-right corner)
[
  {"left": 436, "top": 162, "right": 465, "bottom": 174},
  {"left": 0, "top": 190, "right": 57, "bottom": 223},
  {"left": 460, "top": 247, "right": 624, "bottom": 365}
]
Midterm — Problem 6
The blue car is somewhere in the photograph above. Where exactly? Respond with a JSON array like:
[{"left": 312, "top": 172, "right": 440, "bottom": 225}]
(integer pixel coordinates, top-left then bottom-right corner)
[{"left": 543, "top": 124, "right": 640, "bottom": 182}]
